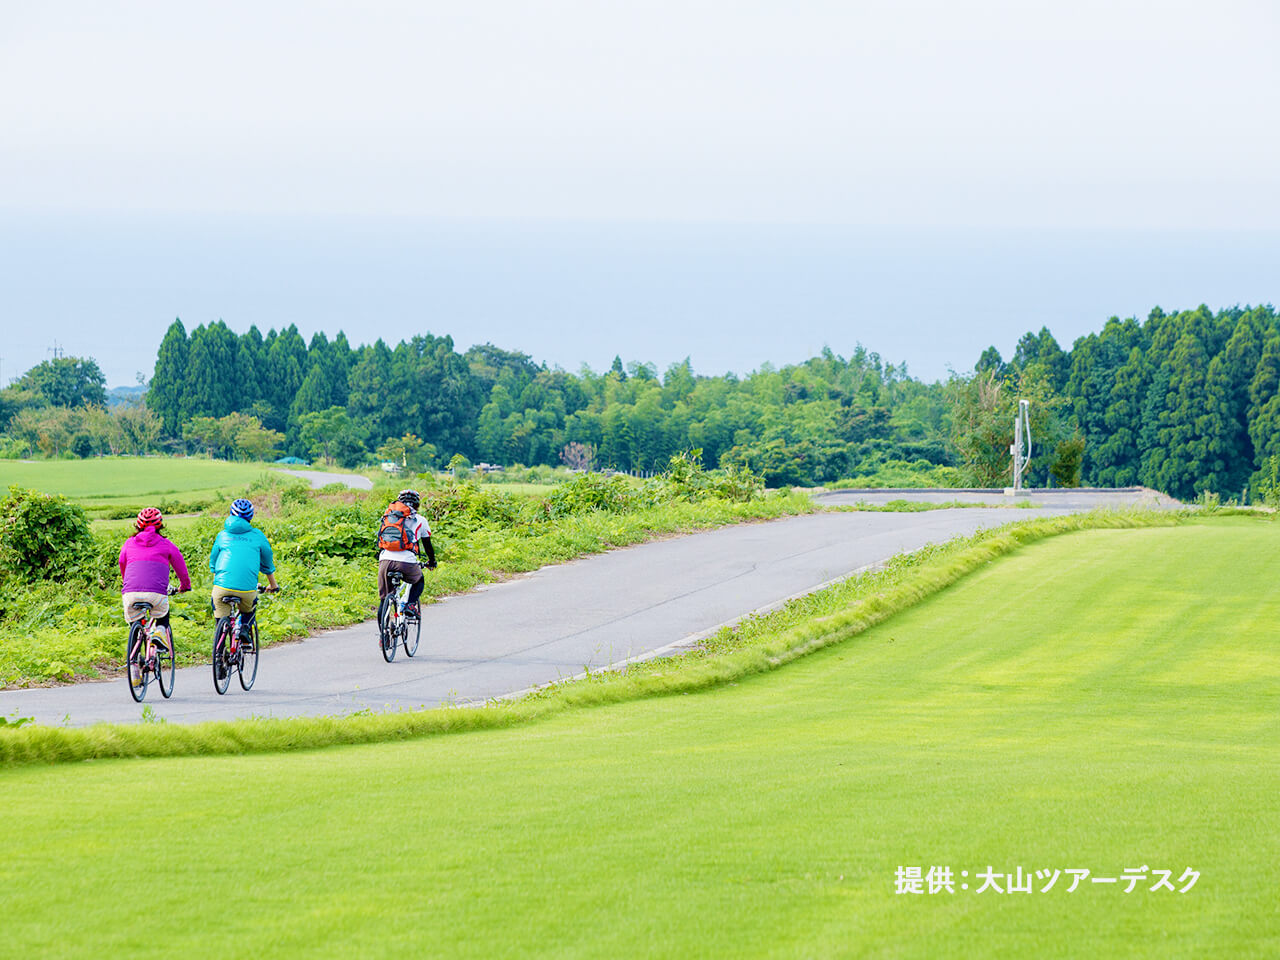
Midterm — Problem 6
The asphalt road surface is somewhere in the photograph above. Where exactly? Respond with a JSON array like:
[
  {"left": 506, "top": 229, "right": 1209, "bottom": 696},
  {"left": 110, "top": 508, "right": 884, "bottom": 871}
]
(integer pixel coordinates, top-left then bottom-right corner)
[
  {"left": 0, "top": 489, "right": 1174, "bottom": 727},
  {"left": 278, "top": 468, "right": 374, "bottom": 490},
  {"left": 814, "top": 486, "right": 1181, "bottom": 510}
]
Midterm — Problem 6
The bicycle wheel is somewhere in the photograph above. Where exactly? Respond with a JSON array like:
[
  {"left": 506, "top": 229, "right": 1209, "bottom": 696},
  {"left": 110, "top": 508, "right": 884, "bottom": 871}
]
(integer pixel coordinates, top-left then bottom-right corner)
[
  {"left": 403, "top": 607, "right": 420, "bottom": 658},
  {"left": 212, "top": 619, "right": 232, "bottom": 695},
  {"left": 376, "top": 594, "right": 389, "bottom": 635},
  {"left": 156, "top": 632, "right": 176, "bottom": 699},
  {"left": 238, "top": 623, "right": 259, "bottom": 690},
  {"left": 379, "top": 599, "right": 397, "bottom": 663},
  {"left": 127, "top": 624, "right": 148, "bottom": 702}
]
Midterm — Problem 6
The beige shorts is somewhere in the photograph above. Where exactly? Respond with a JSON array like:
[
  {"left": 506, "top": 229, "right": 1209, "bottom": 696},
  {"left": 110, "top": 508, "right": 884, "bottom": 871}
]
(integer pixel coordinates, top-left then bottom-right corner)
[
  {"left": 122, "top": 592, "right": 169, "bottom": 622},
  {"left": 211, "top": 587, "right": 258, "bottom": 618}
]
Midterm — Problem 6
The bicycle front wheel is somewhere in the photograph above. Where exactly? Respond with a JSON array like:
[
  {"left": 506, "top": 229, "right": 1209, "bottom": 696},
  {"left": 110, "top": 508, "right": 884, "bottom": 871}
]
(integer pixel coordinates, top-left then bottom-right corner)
[
  {"left": 212, "top": 619, "right": 232, "bottom": 695},
  {"left": 156, "top": 634, "right": 176, "bottom": 699},
  {"left": 403, "top": 609, "right": 420, "bottom": 658},
  {"left": 238, "top": 624, "right": 259, "bottom": 690},
  {"left": 127, "top": 624, "right": 148, "bottom": 702}
]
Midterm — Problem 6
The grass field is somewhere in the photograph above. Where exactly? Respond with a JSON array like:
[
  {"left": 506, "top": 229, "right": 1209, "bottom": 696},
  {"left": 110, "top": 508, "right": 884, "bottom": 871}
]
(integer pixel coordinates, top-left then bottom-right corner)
[
  {"left": 2, "top": 517, "right": 1277, "bottom": 957},
  {"left": 0, "top": 456, "right": 279, "bottom": 508}
]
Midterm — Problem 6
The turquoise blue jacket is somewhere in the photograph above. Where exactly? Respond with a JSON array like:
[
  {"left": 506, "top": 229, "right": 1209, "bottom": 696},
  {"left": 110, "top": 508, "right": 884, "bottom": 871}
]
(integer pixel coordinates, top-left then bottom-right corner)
[{"left": 209, "top": 517, "right": 276, "bottom": 591}]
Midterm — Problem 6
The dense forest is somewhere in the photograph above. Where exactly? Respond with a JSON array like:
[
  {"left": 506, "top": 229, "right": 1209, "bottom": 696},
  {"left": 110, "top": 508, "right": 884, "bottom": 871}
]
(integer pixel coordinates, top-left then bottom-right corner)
[
  {"left": 970, "top": 303, "right": 1280, "bottom": 499},
  {"left": 1, "top": 303, "right": 1277, "bottom": 500},
  {"left": 135, "top": 319, "right": 951, "bottom": 484}
]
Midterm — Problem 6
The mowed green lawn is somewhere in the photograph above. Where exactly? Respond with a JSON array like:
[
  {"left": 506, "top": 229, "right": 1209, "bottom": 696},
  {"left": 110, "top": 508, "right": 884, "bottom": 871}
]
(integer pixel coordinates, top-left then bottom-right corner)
[
  {"left": 2, "top": 518, "right": 1278, "bottom": 958},
  {"left": 0, "top": 457, "right": 277, "bottom": 506}
]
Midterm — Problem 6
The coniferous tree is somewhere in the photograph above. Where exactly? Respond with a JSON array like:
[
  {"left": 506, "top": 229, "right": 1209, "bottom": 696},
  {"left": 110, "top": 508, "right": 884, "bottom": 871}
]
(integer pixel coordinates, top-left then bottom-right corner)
[
  {"left": 184, "top": 321, "right": 239, "bottom": 420},
  {"left": 234, "top": 326, "right": 266, "bottom": 411},
  {"left": 147, "top": 318, "right": 189, "bottom": 435},
  {"left": 263, "top": 325, "right": 307, "bottom": 432}
]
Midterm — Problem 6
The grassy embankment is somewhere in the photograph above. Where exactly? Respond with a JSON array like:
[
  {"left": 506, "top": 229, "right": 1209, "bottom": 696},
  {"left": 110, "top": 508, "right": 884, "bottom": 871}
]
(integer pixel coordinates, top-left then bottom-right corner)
[
  {"left": 3, "top": 508, "right": 1187, "bottom": 761},
  {"left": 1, "top": 516, "right": 1276, "bottom": 957},
  {"left": 0, "top": 461, "right": 812, "bottom": 686}
]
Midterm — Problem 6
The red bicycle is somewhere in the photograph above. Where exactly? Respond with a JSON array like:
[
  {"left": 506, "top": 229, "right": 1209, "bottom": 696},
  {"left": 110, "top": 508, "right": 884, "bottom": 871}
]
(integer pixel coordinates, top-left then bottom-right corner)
[
  {"left": 126, "top": 600, "right": 175, "bottom": 702},
  {"left": 212, "top": 586, "right": 279, "bottom": 694}
]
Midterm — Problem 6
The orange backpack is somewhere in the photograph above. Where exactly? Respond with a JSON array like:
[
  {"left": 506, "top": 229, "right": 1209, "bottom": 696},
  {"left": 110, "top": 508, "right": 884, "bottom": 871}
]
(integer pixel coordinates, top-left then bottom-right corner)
[{"left": 377, "top": 501, "right": 417, "bottom": 553}]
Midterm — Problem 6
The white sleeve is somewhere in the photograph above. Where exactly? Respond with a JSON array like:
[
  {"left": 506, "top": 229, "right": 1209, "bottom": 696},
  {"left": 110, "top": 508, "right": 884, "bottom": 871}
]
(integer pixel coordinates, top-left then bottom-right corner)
[{"left": 414, "top": 515, "right": 431, "bottom": 538}]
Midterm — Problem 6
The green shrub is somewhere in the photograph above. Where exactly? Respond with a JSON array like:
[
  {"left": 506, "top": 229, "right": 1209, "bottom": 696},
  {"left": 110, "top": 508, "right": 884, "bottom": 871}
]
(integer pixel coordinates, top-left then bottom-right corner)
[
  {"left": 0, "top": 486, "right": 93, "bottom": 582},
  {"left": 281, "top": 484, "right": 314, "bottom": 508},
  {"left": 831, "top": 459, "right": 964, "bottom": 489},
  {"left": 544, "top": 473, "right": 637, "bottom": 517}
]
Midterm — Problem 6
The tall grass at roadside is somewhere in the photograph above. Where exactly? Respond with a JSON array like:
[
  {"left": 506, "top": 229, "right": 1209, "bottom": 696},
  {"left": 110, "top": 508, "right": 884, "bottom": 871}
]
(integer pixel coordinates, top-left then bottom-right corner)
[
  {"left": 0, "top": 508, "right": 1192, "bottom": 766},
  {"left": 0, "top": 460, "right": 803, "bottom": 686}
]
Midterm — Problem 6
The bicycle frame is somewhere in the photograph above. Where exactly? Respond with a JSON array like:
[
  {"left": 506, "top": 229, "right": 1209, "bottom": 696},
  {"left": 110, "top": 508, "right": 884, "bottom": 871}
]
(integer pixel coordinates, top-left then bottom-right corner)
[
  {"left": 213, "top": 591, "right": 262, "bottom": 694},
  {"left": 127, "top": 599, "right": 175, "bottom": 701},
  {"left": 129, "top": 605, "right": 170, "bottom": 659},
  {"left": 222, "top": 603, "right": 244, "bottom": 657},
  {"left": 390, "top": 575, "right": 411, "bottom": 621}
]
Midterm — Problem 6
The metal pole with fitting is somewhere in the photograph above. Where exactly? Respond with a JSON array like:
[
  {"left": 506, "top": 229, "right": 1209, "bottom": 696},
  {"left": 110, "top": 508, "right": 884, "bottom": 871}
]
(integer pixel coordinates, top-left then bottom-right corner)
[{"left": 1006, "top": 399, "right": 1031, "bottom": 495}]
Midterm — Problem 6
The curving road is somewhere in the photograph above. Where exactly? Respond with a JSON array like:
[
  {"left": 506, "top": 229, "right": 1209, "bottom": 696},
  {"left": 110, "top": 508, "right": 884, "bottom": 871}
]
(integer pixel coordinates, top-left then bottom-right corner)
[
  {"left": 277, "top": 468, "right": 374, "bottom": 490},
  {"left": 0, "top": 489, "right": 1174, "bottom": 727}
]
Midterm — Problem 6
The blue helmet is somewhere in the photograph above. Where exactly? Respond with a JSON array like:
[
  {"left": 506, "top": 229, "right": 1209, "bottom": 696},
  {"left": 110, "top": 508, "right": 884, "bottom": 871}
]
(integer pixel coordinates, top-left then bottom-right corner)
[{"left": 230, "top": 498, "right": 254, "bottom": 520}]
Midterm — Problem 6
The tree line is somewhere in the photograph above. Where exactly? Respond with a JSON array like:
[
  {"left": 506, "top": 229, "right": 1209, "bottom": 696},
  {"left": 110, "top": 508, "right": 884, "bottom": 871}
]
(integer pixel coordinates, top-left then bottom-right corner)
[
  {"left": 0, "top": 357, "right": 163, "bottom": 458},
  {"left": 134, "top": 318, "right": 952, "bottom": 485},
  {"left": 969, "top": 303, "right": 1280, "bottom": 500},
  {"left": 3, "top": 304, "right": 1276, "bottom": 500}
]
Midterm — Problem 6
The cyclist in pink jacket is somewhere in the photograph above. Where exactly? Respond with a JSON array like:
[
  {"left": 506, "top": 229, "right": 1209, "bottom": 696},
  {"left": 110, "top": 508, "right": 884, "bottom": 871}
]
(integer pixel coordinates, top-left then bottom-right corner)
[{"left": 119, "top": 508, "right": 192, "bottom": 649}]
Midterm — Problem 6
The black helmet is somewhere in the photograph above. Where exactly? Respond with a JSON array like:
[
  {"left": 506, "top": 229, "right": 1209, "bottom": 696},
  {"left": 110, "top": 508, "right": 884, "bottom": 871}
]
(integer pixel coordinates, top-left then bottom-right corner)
[{"left": 397, "top": 489, "right": 420, "bottom": 510}]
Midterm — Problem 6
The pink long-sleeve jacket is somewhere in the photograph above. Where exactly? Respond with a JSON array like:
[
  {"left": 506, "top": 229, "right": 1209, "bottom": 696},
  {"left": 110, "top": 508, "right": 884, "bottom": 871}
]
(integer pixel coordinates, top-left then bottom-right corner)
[{"left": 119, "top": 528, "right": 192, "bottom": 595}]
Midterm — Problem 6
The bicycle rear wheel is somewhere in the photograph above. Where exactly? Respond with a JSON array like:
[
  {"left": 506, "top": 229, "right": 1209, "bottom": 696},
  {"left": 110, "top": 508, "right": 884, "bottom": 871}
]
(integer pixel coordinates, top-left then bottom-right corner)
[
  {"left": 127, "top": 624, "right": 148, "bottom": 702},
  {"left": 156, "top": 633, "right": 175, "bottom": 699},
  {"left": 379, "top": 599, "right": 398, "bottom": 663},
  {"left": 212, "top": 619, "right": 232, "bottom": 695},
  {"left": 238, "top": 623, "right": 259, "bottom": 690},
  {"left": 403, "top": 608, "right": 420, "bottom": 658}
]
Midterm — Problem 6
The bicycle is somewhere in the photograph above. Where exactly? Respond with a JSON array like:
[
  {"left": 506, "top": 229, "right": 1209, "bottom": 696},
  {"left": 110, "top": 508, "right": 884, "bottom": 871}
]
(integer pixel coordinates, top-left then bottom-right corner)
[
  {"left": 377, "top": 570, "right": 420, "bottom": 662},
  {"left": 211, "top": 591, "right": 267, "bottom": 695},
  {"left": 126, "top": 600, "right": 175, "bottom": 702}
]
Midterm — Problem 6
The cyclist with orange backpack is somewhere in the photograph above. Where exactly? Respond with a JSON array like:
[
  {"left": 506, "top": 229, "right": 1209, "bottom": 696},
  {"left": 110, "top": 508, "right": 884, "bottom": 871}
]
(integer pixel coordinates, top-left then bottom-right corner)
[{"left": 377, "top": 489, "right": 436, "bottom": 618}]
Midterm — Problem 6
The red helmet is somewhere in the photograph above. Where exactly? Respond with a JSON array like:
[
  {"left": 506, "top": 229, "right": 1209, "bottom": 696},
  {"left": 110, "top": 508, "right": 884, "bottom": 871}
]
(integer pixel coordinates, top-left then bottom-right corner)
[{"left": 135, "top": 507, "right": 164, "bottom": 532}]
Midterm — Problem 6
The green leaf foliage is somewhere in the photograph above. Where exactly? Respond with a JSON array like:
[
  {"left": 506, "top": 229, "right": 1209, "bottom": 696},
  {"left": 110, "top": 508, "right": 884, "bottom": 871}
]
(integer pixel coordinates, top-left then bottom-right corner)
[{"left": 0, "top": 486, "right": 93, "bottom": 582}]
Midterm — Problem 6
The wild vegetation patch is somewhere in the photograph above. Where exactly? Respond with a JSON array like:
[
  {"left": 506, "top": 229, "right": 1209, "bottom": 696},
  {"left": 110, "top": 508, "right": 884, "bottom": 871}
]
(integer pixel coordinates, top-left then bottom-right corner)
[{"left": 0, "top": 454, "right": 802, "bottom": 688}]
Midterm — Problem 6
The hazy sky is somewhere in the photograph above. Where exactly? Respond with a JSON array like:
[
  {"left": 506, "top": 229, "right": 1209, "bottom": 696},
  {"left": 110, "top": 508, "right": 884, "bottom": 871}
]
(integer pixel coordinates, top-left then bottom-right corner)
[{"left": 2, "top": 2, "right": 1278, "bottom": 384}]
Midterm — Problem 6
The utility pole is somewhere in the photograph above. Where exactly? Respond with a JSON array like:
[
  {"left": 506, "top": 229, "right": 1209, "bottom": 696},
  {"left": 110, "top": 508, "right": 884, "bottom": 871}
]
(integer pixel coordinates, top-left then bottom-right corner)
[{"left": 1007, "top": 399, "right": 1031, "bottom": 494}]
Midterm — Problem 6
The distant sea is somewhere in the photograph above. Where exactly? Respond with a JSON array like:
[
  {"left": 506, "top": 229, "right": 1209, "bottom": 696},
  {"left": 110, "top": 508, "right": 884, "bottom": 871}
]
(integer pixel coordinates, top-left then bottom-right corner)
[{"left": 1, "top": 212, "right": 1276, "bottom": 387}]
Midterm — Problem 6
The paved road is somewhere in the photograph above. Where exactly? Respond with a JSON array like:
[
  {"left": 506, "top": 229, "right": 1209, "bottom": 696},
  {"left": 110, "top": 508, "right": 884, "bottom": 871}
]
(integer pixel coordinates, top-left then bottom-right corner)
[
  {"left": 278, "top": 468, "right": 374, "bottom": 490},
  {"left": 814, "top": 486, "right": 1181, "bottom": 510},
  {"left": 0, "top": 490, "right": 1172, "bottom": 727}
]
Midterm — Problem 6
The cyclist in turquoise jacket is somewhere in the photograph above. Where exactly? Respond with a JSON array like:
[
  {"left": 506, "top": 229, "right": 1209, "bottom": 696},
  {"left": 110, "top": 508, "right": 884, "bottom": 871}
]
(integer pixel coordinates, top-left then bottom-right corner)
[{"left": 209, "top": 498, "right": 279, "bottom": 637}]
